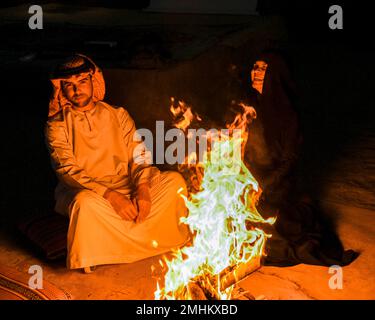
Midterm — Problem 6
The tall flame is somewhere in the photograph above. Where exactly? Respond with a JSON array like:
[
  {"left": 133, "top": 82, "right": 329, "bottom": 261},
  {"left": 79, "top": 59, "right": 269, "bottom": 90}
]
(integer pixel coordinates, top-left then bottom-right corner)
[{"left": 154, "top": 100, "right": 275, "bottom": 300}]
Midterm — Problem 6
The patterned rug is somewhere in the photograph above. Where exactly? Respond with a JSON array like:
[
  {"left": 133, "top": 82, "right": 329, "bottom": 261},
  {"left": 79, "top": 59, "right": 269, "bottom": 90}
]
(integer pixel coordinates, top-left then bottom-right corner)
[{"left": 0, "top": 265, "right": 71, "bottom": 300}]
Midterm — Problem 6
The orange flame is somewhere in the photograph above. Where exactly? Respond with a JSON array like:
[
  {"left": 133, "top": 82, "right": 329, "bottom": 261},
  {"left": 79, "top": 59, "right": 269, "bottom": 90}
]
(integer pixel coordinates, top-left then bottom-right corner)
[{"left": 154, "top": 100, "right": 275, "bottom": 300}]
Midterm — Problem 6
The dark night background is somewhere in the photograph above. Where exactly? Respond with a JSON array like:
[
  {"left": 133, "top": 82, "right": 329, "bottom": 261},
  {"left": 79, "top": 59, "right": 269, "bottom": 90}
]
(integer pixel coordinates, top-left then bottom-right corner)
[
  {"left": 0, "top": 1, "right": 373, "bottom": 219},
  {"left": 0, "top": 0, "right": 374, "bottom": 299}
]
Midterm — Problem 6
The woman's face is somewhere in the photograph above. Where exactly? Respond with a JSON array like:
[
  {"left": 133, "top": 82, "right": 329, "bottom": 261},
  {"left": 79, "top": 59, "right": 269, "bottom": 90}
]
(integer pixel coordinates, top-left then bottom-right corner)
[{"left": 251, "top": 60, "right": 268, "bottom": 94}]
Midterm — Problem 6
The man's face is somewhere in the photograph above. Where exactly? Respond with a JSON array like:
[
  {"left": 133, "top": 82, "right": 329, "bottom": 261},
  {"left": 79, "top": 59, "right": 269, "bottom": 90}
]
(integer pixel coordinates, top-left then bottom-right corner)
[{"left": 61, "top": 72, "right": 93, "bottom": 108}]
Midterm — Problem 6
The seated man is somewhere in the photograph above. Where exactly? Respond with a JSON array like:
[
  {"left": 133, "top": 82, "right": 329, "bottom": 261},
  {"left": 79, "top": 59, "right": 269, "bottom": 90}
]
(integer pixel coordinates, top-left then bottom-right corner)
[{"left": 45, "top": 54, "right": 190, "bottom": 272}]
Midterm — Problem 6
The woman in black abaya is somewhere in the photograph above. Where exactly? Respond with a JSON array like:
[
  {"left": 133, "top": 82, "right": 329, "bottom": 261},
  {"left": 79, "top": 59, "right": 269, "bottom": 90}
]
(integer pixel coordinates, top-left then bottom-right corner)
[{"left": 235, "top": 51, "right": 358, "bottom": 267}]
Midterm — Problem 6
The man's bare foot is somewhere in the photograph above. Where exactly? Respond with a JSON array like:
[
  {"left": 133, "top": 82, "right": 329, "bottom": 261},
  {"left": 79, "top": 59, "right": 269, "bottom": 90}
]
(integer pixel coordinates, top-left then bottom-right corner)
[{"left": 83, "top": 266, "right": 97, "bottom": 274}]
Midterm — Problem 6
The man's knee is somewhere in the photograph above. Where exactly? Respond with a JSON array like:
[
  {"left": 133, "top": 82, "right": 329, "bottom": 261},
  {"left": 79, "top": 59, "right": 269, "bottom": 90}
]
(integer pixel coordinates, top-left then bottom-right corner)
[
  {"left": 163, "top": 171, "right": 187, "bottom": 196},
  {"left": 70, "top": 190, "right": 97, "bottom": 210}
]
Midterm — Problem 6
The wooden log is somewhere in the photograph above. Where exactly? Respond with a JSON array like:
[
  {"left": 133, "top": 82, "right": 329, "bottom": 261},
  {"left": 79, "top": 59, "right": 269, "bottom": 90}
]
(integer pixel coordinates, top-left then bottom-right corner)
[
  {"left": 189, "top": 257, "right": 261, "bottom": 300},
  {"left": 200, "top": 256, "right": 261, "bottom": 299},
  {"left": 219, "top": 256, "right": 261, "bottom": 290},
  {"left": 187, "top": 282, "right": 208, "bottom": 300}
]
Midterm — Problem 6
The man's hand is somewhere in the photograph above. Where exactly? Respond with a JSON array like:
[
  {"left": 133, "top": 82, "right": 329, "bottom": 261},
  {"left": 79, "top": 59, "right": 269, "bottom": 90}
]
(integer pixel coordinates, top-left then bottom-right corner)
[
  {"left": 104, "top": 189, "right": 138, "bottom": 221},
  {"left": 135, "top": 183, "right": 151, "bottom": 223}
]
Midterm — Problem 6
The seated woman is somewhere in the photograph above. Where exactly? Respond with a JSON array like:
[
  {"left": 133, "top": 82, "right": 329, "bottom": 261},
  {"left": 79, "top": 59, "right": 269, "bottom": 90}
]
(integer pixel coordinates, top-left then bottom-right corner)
[
  {"left": 229, "top": 50, "right": 357, "bottom": 267},
  {"left": 244, "top": 52, "right": 302, "bottom": 210}
]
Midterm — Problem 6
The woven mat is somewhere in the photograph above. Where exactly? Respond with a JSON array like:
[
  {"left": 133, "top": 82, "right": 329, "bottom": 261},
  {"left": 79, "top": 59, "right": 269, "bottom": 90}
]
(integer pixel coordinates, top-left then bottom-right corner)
[{"left": 0, "top": 265, "right": 71, "bottom": 300}]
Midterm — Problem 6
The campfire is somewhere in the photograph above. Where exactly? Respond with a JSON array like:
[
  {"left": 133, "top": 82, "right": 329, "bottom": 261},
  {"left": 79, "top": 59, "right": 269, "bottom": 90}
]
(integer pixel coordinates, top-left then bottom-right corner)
[{"left": 153, "top": 99, "right": 275, "bottom": 300}]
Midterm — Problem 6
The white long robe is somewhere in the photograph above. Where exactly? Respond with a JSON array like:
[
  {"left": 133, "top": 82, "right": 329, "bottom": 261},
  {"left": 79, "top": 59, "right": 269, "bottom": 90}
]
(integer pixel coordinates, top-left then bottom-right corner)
[{"left": 45, "top": 101, "right": 189, "bottom": 269}]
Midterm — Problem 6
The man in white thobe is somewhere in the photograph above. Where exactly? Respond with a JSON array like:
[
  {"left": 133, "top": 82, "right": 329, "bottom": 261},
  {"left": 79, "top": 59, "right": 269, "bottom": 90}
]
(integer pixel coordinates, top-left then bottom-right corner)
[{"left": 45, "top": 54, "right": 189, "bottom": 272}]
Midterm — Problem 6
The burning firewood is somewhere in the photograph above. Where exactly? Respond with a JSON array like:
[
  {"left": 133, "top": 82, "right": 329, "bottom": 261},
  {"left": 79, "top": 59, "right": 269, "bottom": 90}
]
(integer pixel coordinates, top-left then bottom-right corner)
[
  {"left": 154, "top": 99, "right": 275, "bottom": 300},
  {"left": 187, "top": 256, "right": 261, "bottom": 300},
  {"left": 187, "top": 282, "right": 208, "bottom": 300},
  {"left": 217, "top": 255, "right": 261, "bottom": 292}
]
